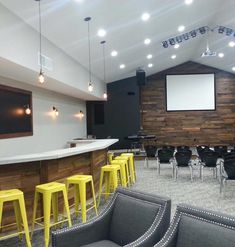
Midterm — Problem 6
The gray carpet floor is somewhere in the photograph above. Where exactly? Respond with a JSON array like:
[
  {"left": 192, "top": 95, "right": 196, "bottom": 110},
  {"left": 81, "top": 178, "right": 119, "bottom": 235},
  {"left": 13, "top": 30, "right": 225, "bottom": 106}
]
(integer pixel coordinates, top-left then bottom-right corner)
[{"left": 1, "top": 160, "right": 235, "bottom": 247}]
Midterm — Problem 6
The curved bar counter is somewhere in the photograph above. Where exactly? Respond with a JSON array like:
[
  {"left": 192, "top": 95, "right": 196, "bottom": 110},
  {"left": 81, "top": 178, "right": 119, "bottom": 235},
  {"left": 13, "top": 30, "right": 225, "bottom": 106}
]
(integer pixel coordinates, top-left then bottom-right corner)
[{"left": 0, "top": 139, "right": 118, "bottom": 228}]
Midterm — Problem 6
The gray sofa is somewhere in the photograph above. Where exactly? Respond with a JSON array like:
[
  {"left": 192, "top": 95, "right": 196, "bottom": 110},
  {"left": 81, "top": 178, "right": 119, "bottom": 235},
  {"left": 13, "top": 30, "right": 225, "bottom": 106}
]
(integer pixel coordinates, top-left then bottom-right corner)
[
  {"left": 52, "top": 188, "right": 171, "bottom": 247},
  {"left": 154, "top": 203, "right": 235, "bottom": 247}
]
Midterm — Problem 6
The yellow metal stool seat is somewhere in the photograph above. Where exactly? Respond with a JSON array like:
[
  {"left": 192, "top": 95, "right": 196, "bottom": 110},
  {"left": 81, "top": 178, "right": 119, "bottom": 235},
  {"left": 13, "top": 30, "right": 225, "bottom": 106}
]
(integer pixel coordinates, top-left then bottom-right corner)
[
  {"left": 121, "top": 153, "right": 136, "bottom": 183},
  {"left": 107, "top": 152, "right": 114, "bottom": 164},
  {"left": 0, "top": 189, "right": 31, "bottom": 247},
  {"left": 31, "top": 182, "right": 71, "bottom": 247},
  {"left": 111, "top": 160, "right": 130, "bottom": 187},
  {"left": 115, "top": 155, "right": 136, "bottom": 184},
  {"left": 66, "top": 174, "right": 98, "bottom": 223},
  {"left": 97, "top": 165, "right": 121, "bottom": 207}
]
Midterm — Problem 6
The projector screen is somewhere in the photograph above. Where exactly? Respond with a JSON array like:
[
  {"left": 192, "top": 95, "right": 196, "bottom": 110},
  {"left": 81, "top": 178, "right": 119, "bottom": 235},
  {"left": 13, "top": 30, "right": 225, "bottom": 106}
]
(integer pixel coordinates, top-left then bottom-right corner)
[{"left": 166, "top": 74, "right": 215, "bottom": 111}]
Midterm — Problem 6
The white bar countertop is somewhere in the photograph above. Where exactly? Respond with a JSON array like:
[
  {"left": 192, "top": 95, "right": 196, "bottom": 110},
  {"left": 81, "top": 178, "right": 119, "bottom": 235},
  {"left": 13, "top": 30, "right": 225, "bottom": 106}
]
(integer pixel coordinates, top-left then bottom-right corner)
[{"left": 0, "top": 139, "right": 118, "bottom": 166}]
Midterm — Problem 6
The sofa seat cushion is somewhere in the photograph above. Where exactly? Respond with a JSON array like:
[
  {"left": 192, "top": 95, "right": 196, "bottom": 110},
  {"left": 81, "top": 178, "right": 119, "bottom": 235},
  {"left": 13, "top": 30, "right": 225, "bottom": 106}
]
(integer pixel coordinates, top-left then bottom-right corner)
[
  {"left": 176, "top": 215, "right": 235, "bottom": 247},
  {"left": 81, "top": 240, "right": 121, "bottom": 247}
]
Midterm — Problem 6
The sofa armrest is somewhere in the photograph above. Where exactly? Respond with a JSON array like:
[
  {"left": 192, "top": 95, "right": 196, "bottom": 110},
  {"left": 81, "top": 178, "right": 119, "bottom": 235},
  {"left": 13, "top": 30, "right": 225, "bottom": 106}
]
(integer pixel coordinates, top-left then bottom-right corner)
[{"left": 51, "top": 194, "right": 116, "bottom": 247}]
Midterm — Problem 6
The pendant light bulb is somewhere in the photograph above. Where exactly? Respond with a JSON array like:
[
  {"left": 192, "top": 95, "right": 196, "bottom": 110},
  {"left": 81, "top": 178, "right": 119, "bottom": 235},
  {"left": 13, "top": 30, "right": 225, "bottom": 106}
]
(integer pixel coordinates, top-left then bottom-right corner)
[
  {"left": 103, "top": 92, "right": 108, "bottom": 99},
  {"left": 88, "top": 83, "right": 93, "bottom": 92},
  {"left": 38, "top": 70, "right": 45, "bottom": 84}
]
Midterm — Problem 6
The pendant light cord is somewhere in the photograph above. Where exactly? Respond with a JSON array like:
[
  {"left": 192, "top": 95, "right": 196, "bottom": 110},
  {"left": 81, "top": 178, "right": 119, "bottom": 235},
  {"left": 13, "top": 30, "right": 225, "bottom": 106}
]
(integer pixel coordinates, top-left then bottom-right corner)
[
  {"left": 102, "top": 42, "right": 106, "bottom": 84},
  {"left": 87, "top": 20, "right": 92, "bottom": 83},
  {"left": 38, "top": 0, "right": 42, "bottom": 72}
]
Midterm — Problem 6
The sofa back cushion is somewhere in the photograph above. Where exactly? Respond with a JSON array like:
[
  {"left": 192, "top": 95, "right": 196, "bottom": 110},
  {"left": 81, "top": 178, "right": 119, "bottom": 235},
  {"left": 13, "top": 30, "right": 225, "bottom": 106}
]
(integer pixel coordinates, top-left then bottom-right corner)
[
  {"left": 176, "top": 215, "right": 235, "bottom": 247},
  {"left": 109, "top": 194, "right": 159, "bottom": 246}
]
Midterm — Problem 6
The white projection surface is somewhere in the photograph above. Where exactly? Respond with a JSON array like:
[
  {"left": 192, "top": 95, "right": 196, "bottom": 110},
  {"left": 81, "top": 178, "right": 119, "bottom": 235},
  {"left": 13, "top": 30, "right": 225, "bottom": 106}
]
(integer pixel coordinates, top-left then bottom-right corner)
[{"left": 166, "top": 74, "right": 215, "bottom": 111}]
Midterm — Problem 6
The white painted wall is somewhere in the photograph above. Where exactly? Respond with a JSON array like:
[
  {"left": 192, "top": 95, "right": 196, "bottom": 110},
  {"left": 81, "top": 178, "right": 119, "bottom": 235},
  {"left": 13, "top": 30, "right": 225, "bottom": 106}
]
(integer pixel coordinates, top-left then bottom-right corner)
[
  {"left": 0, "top": 76, "right": 87, "bottom": 157},
  {"left": 0, "top": 3, "right": 104, "bottom": 100}
]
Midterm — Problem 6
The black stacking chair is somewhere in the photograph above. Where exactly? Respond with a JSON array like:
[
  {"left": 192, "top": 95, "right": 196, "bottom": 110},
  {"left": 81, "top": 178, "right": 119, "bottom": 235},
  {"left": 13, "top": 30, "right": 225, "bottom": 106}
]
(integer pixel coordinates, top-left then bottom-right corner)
[
  {"left": 176, "top": 145, "right": 190, "bottom": 152},
  {"left": 174, "top": 150, "right": 193, "bottom": 181},
  {"left": 197, "top": 146, "right": 213, "bottom": 162},
  {"left": 144, "top": 145, "right": 157, "bottom": 168},
  {"left": 214, "top": 145, "right": 228, "bottom": 158},
  {"left": 199, "top": 151, "right": 220, "bottom": 181},
  {"left": 220, "top": 158, "right": 235, "bottom": 195},
  {"left": 157, "top": 149, "right": 174, "bottom": 175}
]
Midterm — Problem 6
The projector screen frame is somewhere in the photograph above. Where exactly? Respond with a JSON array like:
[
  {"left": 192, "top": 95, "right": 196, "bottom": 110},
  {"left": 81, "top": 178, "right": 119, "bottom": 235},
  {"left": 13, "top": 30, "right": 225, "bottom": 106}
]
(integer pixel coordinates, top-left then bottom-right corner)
[{"left": 165, "top": 73, "right": 216, "bottom": 112}]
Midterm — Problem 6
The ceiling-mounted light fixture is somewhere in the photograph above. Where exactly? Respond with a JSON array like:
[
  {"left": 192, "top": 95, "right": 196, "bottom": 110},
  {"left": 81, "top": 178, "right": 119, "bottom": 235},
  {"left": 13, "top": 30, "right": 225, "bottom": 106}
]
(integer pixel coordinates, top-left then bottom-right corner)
[
  {"left": 101, "top": 40, "right": 107, "bottom": 99},
  {"left": 84, "top": 17, "right": 93, "bottom": 92},
  {"left": 201, "top": 29, "right": 216, "bottom": 57},
  {"left": 53, "top": 106, "right": 59, "bottom": 116},
  {"left": 35, "top": 0, "right": 45, "bottom": 84}
]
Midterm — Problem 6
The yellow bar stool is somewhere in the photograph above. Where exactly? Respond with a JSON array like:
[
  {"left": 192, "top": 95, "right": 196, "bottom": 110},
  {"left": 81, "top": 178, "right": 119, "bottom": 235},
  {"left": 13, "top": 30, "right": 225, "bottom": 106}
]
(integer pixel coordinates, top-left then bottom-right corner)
[
  {"left": 66, "top": 174, "right": 98, "bottom": 223},
  {"left": 31, "top": 182, "right": 71, "bottom": 247},
  {"left": 0, "top": 189, "right": 31, "bottom": 247},
  {"left": 111, "top": 159, "right": 130, "bottom": 187},
  {"left": 115, "top": 155, "right": 135, "bottom": 184},
  {"left": 107, "top": 152, "right": 114, "bottom": 164},
  {"left": 97, "top": 165, "right": 120, "bottom": 207},
  {"left": 121, "top": 153, "right": 136, "bottom": 182}
]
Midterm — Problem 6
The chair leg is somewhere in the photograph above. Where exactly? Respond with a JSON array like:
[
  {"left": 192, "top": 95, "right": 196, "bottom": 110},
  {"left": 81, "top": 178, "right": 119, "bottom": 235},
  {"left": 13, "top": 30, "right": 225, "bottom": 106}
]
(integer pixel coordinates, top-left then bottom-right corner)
[
  {"left": 189, "top": 166, "right": 193, "bottom": 182},
  {"left": 91, "top": 180, "right": 98, "bottom": 216},
  {"left": 74, "top": 184, "right": 80, "bottom": 217},
  {"left": 158, "top": 162, "right": 160, "bottom": 175},
  {"left": 97, "top": 170, "right": 104, "bottom": 207},
  {"left": 43, "top": 192, "right": 52, "bottom": 247},
  {"left": 200, "top": 166, "right": 204, "bottom": 181},
  {"left": 62, "top": 188, "right": 72, "bottom": 227},
  {"left": 18, "top": 195, "right": 32, "bottom": 247},
  {"left": 31, "top": 191, "right": 39, "bottom": 238},
  {"left": 175, "top": 166, "right": 178, "bottom": 181},
  {"left": 13, "top": 200, "right": 23, "bottom": 240},
  {"left": 79, "top": 182, "right": 87, "bottom": 223},
  {"left": 0, "top": 201, "right": 3, "bottom": 231}
]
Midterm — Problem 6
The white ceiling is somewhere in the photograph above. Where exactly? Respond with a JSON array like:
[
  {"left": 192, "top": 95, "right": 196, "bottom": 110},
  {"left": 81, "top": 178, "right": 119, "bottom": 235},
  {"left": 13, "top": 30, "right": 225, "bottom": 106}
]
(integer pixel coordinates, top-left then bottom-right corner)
[{"left": 0, "top": 0, "right": 235, "bottom": 83}]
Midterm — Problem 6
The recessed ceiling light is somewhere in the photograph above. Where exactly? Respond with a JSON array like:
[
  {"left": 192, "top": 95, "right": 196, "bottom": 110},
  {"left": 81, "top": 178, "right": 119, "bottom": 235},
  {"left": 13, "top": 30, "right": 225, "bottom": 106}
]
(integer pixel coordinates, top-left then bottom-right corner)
[
  {"left": 171, "top": 54, "right": 177, "bottom": 59},
  {"left": 120, "top": 64, "right": 125, "bottom": 69},
  {"left": 232, "top": 67, "right": 235, "bottom": 71},
  {"left": 228, "top": 41, "right": 235, "bottom": 47},
  {"left": 218, "top": 52, "right": 224, "bottom": 58},
  {"left": 147, "top": 54, "right": 153, "bottom": 59},
  {"left": 144, "top": 38, "right": 151, "bottom": 45},
  {"left": 148, "top": 63, "right": 153, "bottom": 68},
  {"left": 185, "top": 0, "right": 193, "bottom": 5},
  {"left": 111, "top": 50, "right": 118, "bottom": 57},
  {"left": 97, "top": 29, "right": 106, "bottom": 37},
  {"left": 174, "top": 44, "right": 180, "bottom": 49},
  {"left": 178, "top": 25, "right": 185, "bottom": 32},
  {"left": 141, "top": 12, "right": 150, "bottom": 21}
]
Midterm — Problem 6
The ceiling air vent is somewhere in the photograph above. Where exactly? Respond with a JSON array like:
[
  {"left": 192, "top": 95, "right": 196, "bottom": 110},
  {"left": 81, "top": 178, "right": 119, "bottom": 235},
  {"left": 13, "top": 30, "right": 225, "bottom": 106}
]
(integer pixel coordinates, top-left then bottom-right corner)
[{"left": 38, "top": 52, "right": 53, "bottom": 71}]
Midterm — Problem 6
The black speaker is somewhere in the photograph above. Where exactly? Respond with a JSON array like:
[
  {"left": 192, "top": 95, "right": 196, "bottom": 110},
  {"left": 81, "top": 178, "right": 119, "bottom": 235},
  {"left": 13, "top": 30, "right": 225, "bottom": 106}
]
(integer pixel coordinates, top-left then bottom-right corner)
[{"left": 136, "top": 69, "right": 146, "bottom": 85}]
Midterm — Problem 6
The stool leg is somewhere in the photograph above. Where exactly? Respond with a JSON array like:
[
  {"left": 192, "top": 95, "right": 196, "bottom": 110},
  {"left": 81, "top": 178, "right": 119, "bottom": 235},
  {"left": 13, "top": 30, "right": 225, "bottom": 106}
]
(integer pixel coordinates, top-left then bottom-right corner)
[
  {"left": 112, "top": 170, "right": 118, "bottom": 191},
  {"left": 105, "top": 172, "right": 110, "bottom": 201},
  {"left": 74, "top": 184, "right": 80, "bottom": 217},
  {"left": 97, "top": 170, "right": 104, "bottom": 207},
  {"left": 62, "top": 188, "right": 72, "bottom": 227},
  {"left": 18, "top": 195, "right": 32, "bottom": 247},
  {"left": 31, "top": 191, "right": 39, "bottom": 238},
  {"left": 0, "top": 201, "right": 3, "bottom": 231},
  {"left": 91, "top": 181, "right": 98, "bottom": 215},
  {"left": 79, "top": 182, "right": 87, "bottom": 223},
  {"left": 52, "top": 193, "right": 58, "bottom": 226},
  {"left": 13, "top": 200, "right": 23, "bottom": 240},
  {"left": 43, "top": 192, "right": 52, "bottom": 247}
]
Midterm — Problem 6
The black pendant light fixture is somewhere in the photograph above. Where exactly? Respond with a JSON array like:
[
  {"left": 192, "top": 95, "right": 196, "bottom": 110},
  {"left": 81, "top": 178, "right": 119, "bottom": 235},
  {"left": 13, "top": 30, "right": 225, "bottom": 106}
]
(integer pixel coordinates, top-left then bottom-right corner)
[
  {"left": 35, "top": 0, "right": 45, "bottom": 84},
  {"left": 84, "top": 17, "right": 93, "bottom": 92},
  {"left": 101, "top": 40, "right": 107, "bottom": 99}
]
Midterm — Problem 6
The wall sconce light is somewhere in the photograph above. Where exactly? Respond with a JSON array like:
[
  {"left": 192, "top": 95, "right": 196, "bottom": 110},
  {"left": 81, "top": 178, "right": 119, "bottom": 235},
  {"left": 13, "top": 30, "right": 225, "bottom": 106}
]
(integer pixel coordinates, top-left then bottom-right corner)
[
  {"left": 24, "top": 105, "right": 31, "bottom": 115},
  {"left": 78, "top": 110, "right": 84, "bottom": 119},
  {"left": 53, "top": 106, "right": 59, "bottom": 116}
]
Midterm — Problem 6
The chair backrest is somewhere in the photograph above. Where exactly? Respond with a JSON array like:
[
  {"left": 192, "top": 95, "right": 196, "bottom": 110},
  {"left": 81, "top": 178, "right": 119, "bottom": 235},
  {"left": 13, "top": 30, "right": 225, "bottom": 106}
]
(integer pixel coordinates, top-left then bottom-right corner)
[
  {"left": 162, "top": 145, "right": 175, "bottom": 153},
  {"left": 224, "top": 159, "right": 235, "bottom": 179},
  {"left": 158, "top": 149, "right": 173, "bottom": 163},
  {"left": 109, "top": 188, "right": 171, "bottom": 246},
  {"left": 214, "top": 145, "right": 228, "bottom": 157},
  {"left": 198, "top": 147, "right": 213, "bottom": 161},
  {"left": 176, "top": 146, "right": 190, "bottom": 152},
  {"left": 175, "top": 151, "right": 192, "bottom": 167},
  {"left": 145, "top": 145, "right": 157, "bottom": 157},
  {"left": 174, "top": 204, "right": 235, "bottom": 247},
  {"left": 202, "top": 151, "right": 219, "bottom": 167}
]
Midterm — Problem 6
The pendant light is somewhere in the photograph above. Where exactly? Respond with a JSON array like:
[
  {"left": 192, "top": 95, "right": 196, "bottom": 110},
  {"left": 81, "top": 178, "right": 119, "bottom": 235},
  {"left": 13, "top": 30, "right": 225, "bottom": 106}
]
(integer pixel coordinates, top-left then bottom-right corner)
[
  {"left": 101, "top": 40, "right": 107, "bottom": 99},
  {"left": 84, "top": 17, "right": 93, "bottom": 92},
  {"left": 35, "top": 0, "right": 45, "bottom": 84}
]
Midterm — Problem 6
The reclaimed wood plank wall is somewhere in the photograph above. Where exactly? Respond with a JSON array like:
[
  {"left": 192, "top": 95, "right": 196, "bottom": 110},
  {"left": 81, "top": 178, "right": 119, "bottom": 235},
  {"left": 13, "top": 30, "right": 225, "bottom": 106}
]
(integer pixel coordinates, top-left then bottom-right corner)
[{"left": 141, "top": 61, "right": 235, "bottom": 146}]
